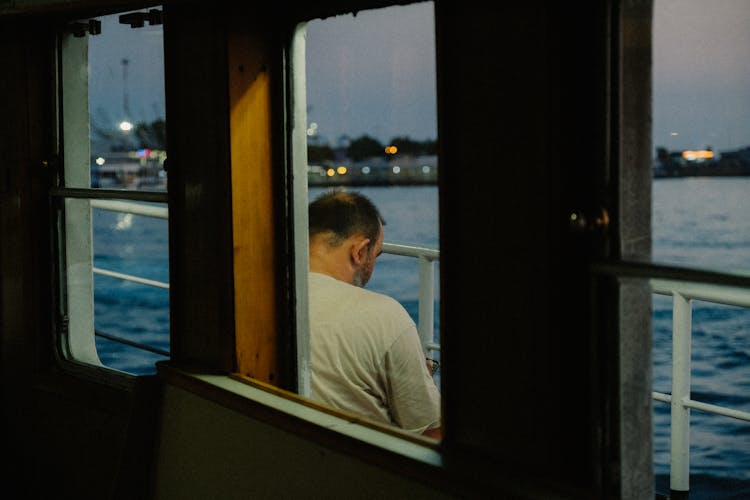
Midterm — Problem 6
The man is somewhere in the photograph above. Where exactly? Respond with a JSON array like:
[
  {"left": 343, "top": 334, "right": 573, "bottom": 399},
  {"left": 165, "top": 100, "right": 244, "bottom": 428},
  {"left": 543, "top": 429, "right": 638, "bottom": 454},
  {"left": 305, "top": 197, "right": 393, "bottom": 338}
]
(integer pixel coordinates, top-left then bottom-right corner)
[{"left": 307, "top": 190, "right": 441, "bottom": 439}]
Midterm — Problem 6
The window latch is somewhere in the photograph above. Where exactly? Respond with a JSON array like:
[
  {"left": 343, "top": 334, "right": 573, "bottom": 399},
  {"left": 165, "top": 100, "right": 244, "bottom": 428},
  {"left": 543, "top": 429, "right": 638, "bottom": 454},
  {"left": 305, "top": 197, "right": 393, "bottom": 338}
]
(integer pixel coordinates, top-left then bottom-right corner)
[
  {"left": 569, "top": 207, "right": 610, "bottom": 233},
  {"left": 119, "top": 9, "right": 163, "bottom": 29},
  {"left": 67, "top": 19, "right": 101, "bottom": 37}
]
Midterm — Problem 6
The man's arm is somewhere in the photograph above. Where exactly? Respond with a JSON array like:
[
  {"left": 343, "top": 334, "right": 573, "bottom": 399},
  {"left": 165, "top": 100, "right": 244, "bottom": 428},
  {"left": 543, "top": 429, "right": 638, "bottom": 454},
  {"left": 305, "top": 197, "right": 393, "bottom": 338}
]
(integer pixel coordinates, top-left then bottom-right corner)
[
  {"left": 384, "top": 326, "right": 442, "bottom": 435},
  {"left": 421, "top": 426, "right": 442, "bottom": 440}
]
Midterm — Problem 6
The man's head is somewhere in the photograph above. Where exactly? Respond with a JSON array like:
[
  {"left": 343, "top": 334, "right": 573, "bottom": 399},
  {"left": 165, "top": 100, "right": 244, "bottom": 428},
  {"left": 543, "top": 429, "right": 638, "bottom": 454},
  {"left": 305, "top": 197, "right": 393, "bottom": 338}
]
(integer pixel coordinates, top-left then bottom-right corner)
[{"left": 308, "top": 190, "right": 385, "bottom": 287}]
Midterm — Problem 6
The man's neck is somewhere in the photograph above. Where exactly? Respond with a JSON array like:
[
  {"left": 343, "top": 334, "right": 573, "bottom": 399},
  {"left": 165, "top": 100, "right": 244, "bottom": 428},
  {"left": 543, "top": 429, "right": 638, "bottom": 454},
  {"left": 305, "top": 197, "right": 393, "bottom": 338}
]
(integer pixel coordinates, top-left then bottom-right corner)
[{"left": 309, "top": 242, "right": 355, "bottom": 285}]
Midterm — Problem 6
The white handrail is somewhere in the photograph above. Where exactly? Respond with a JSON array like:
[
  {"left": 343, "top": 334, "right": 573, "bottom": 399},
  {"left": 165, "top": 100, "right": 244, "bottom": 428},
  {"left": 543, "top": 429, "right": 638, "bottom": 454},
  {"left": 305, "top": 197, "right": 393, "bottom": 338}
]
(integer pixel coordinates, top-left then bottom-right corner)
[
  {"left": 91, "top": 200, "right": 750, "bottom": 493},
  {"left": 88, "top": 201, "right": 442, "bottom": 354},
  {"left": 381, "top": 242, "right": 439, "bottom": 260},
  {"left": 650, "top": 278, "right": 750, "bottom": 495},
  {"left": 92, "top": 267, "right": 169, "bottom": 289},
  {"left": 651, "top": 278, "right": 750, "bottom": 307},
  {"left": 90, "top": 199, "right": 168, "bottom": 219},
  {"left": 382, "top": 242, "right": 440, "bottom": 354},
  {"left": 90, "top": 199, "right": 170, "bottom": 289}
]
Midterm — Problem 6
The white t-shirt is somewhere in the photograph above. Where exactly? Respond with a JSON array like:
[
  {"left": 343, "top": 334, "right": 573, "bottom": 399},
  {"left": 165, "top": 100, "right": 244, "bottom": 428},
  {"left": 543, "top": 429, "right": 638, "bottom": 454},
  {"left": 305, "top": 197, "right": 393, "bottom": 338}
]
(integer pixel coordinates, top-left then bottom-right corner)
[{"left": 308, "top": 272, "right": 441, "bottom": 433}]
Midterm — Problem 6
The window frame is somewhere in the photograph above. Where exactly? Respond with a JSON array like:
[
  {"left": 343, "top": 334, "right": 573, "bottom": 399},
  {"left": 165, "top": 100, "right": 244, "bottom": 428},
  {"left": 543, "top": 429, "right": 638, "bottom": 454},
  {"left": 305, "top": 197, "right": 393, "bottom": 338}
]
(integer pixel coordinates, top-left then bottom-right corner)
[
  {"left": 159, "top": 1, "right": 717, "bottom": 497},
  {"left": 160, "top": 0, "right": 444, "bottom": 435},
  {"left": 52, "top": 10, "right": 170, "bottom": 380}
]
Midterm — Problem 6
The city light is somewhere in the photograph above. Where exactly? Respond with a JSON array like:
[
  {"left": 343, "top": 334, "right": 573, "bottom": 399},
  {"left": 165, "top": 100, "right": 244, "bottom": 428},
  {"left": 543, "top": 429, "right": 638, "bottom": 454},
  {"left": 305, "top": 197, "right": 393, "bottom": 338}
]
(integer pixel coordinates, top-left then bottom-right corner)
[
  {"left": 119, "top": 120, "right": 133, "bottom": 132},
  {"left": 682, "top": 150, "right": 714, "bottom": 161}
]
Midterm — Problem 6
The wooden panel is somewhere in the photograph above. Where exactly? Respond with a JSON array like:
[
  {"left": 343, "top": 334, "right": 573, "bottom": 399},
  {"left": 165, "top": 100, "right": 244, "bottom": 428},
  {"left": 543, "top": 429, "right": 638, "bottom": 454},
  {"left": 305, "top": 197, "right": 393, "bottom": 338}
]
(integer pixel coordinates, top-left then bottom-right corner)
[
  {"left": 228, "top": 29, "right": 278, "bottom": 383},
  {"left": 163, "top": 6, "right": 235, "bottom": 370}
]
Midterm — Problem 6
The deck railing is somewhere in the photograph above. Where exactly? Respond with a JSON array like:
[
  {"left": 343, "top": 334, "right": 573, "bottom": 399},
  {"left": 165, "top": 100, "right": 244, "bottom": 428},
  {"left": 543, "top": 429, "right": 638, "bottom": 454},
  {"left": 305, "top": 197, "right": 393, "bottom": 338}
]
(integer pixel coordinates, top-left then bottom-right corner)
[
  {"left": 90, "top": 200, "right": 750, "bottom": 495},
  {"left": 650, "top": 278, "right": 750, "bottom": 496},
  {"left": 381, "top": 242, "right": 440, "bottom": 354},
  {"left": 90, "top": 199, "right": 169, "bottom": 355},
  {"left": 88, "top": 200, "right": 443, "bottom": 356}
]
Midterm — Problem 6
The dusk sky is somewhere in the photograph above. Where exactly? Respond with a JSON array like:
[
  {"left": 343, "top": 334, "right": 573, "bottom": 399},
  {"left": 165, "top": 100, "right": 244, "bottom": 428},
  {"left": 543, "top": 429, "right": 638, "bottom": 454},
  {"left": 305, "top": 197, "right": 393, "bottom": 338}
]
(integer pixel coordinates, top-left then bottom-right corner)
[
  {"left": 303, "top": 2, "right": 436, "bottom": 144},
  {"left": 89, "top": 1, "right": 750, "bottom": 153},
  {"left": 88, "top": 15, "right": 165, "bottom": 130},
  {"left": 653, "top": 0, "right": 750, "bottom": 153}
]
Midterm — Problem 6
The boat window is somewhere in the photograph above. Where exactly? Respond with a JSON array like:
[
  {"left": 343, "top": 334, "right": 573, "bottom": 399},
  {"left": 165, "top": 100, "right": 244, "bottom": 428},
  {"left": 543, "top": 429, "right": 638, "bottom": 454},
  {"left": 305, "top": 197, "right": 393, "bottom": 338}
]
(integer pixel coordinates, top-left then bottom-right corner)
[
  {"left": 649, "top": 1, "right": 750, "bottom": 496},
  {"left": 287, "top": 2, "right": 442, "bottom": 435},
  {"left": 54, "top": 8, "right": 169, "bottom": 375}
]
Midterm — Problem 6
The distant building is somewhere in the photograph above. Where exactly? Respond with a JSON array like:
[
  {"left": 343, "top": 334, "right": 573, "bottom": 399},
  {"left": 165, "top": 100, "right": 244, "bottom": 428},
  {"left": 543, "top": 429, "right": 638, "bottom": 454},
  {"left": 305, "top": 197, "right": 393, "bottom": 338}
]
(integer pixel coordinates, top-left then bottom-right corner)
[{"left": 309, "top": 154, "right": 437, "bottom": 186}]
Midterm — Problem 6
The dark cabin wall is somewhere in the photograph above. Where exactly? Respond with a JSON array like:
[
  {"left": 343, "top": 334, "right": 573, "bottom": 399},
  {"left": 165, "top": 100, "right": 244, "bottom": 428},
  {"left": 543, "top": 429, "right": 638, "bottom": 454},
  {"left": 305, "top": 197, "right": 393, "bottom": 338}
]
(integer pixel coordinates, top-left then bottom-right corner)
[
  {"left": 0, "top": 0, "right": 655, "bottom": 498},
  {"left": 436, "top": 2, "right": 653, "bottom": 497},
  {"left": 436, "top": 2, "right": 612, "bottom": 495},
  {"left": 0, "top": 15, "right": 162, "bottom": 499},
  {"left": 0, "top": 16, "right": 59, "bottom": 496}
]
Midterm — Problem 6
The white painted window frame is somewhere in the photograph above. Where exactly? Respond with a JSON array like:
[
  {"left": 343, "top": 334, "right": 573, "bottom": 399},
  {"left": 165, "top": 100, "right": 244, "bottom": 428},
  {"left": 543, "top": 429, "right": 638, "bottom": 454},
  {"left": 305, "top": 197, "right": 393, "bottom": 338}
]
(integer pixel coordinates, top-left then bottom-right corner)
[{"left": 60, "top": 31, "right": 102, "bottom": 366}]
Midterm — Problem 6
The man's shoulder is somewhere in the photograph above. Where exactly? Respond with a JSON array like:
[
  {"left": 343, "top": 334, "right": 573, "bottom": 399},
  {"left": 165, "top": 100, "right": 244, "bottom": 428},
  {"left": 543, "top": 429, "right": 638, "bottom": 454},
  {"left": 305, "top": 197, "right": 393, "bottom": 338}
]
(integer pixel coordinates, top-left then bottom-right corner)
[
  {"left": 359, "top": 287, "right": 404, "bottom": 310},
  {"left": 357, "top": 289, "right": 415, "bottom": 330},
  {"left": 309, "top": 272, "right": 411, "bottom": 317}
]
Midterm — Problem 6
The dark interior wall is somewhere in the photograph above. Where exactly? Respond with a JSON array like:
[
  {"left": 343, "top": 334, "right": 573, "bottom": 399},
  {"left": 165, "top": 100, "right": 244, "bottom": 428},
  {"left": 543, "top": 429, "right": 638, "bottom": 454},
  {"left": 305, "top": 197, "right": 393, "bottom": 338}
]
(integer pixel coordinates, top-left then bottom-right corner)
[
  {"left": 0, "top": 16, "right": 162, "bottom": 499},
  {"left": 162, "top": 3, "right": 236, "bottom": 372},
  {"left": 0, "top": 1, "right": 656, "bottom": 498},
  {"left": 436, "top": 2, "right": 614, "bottom": 494},
  {"left": 0, "top": 16, "right": 57, "bottom": 496}
]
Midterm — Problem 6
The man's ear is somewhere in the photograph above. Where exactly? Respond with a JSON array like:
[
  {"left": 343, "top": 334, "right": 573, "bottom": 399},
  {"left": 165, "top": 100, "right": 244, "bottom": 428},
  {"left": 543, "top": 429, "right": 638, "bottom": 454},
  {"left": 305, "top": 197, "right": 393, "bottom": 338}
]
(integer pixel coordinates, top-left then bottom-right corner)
[{"left": 351, "top": 237, "right": 371, "bottom": 265}]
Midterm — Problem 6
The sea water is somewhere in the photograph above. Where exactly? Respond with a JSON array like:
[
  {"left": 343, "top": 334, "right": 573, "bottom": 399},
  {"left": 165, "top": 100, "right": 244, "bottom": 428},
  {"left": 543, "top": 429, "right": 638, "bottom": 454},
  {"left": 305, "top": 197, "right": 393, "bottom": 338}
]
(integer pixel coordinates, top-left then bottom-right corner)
[
  {"left": 652, "top": 177, "right": 750, "bottom": 498},
  {"left": 93, "top": 180, "right": 750, "bottom": 497}
]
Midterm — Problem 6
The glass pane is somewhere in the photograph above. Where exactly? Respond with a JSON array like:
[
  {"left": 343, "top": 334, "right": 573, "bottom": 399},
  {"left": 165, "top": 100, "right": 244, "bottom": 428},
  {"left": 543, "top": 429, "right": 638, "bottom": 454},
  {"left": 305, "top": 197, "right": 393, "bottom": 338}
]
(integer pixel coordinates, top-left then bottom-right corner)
[
  {"left": 301, "top": 2, "right": 441, "bottom": 433},
  {"left": 61, "top": 199, "right": 169, "bottom": 375},
  {"left": 92, "top": 201, "right": 170, "bottom": 373},
  {"left": 305, "top": 1, "right": 439, "bottom": 331},
  {"left": 652, "top": 1, "right": 750, "bottom": 495},
  {"left": 60, "top": 9, "right": 169, "bottom": 376},
  {"left": 87, "top": 10, "right": 167, "bottom": 191}
]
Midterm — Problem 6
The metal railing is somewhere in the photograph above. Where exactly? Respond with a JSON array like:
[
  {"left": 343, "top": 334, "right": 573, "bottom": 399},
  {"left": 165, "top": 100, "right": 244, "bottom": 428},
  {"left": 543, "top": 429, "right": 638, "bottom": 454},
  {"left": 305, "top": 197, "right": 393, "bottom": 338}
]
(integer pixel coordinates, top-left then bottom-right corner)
[
  {"left": 90, "top": 199, "right": 169, "bottom": 354},
  {"left": 91, "top": 199, "right": 170, "bottom": 289},
  {"left": 381, "top": 242, "right": 440, "bottom": 354},
  {"left": 88, "top": 200, "right": 443, "bottom": 356},
  {"left": 94, "top": 201, "right": 750, "bottom": 495},
  {"left": 650, "top": 278, "right": 750, "bottom": 495}
]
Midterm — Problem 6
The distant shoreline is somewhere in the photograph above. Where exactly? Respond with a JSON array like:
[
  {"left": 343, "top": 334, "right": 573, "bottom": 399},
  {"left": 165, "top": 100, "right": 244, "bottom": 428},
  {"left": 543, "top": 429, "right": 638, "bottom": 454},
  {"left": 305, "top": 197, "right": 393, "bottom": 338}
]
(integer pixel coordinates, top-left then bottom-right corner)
[
  {"left": 308, "top": 162, "right": 437, "bottom": 187},
  {"left": 654, "top": 164, "right": 750, "bottom": 178},
  {"left": 308, "top": 178, "right": 436, "bottom": 187}
]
